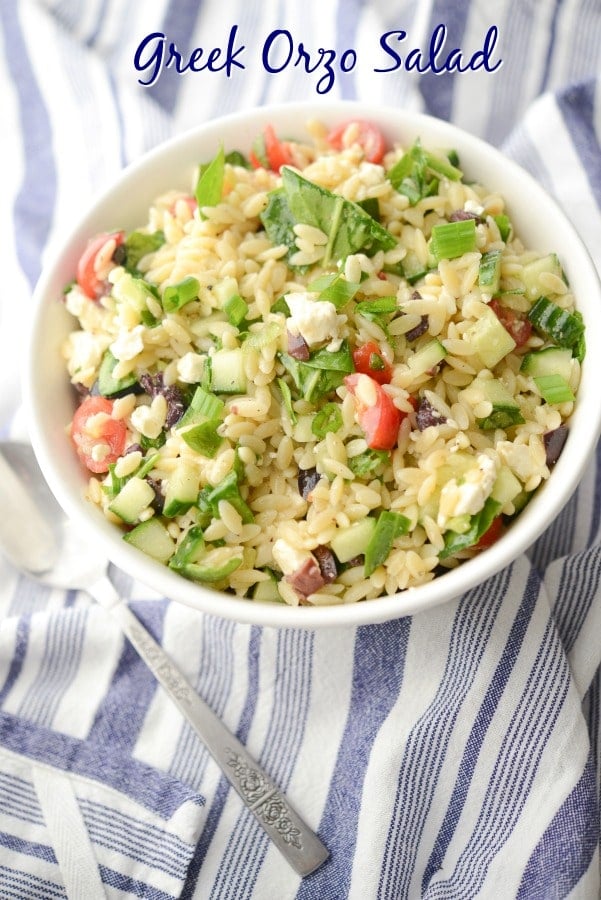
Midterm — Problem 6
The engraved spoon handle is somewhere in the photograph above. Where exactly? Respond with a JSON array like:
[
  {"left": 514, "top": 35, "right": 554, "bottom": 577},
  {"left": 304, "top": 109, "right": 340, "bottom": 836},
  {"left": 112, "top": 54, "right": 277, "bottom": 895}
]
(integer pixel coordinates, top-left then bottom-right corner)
[{"left": 90, "top": 577, "right": 329, "bottom": 877}]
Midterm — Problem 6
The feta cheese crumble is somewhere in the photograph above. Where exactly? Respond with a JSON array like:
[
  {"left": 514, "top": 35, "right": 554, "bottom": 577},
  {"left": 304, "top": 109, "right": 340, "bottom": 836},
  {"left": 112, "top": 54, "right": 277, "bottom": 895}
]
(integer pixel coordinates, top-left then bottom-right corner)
[
  {"left": 437, "top": 454, "right": 498, "bottom": 529},
  {"left": 285, "top": 292, "right": 347, "bottom": 351}
]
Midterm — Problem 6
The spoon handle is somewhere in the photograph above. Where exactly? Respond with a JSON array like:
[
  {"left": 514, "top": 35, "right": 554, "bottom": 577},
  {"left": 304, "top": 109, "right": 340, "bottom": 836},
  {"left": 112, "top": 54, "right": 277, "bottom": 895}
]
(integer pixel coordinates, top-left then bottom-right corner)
[{"left": 89, "top": 577, "right": 328, "bottom": 877}]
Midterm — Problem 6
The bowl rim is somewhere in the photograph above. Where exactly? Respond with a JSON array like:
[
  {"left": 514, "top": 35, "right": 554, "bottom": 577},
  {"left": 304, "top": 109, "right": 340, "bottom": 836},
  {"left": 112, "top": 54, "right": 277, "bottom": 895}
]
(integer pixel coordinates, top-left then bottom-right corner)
[{"left": 24, "top": 99, "right": 601, "bottom": 628}]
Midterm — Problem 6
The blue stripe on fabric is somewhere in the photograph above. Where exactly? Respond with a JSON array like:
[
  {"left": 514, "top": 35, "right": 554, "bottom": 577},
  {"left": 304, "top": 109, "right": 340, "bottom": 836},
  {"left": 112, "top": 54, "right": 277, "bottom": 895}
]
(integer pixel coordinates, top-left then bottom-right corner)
[
  {"left": 0, "top": 711, "right": 202, "bottom": 818},
  {"left": 517, "top": 755, "right": 598, "bottom": 899},
  {"left": 557, "top": 80, "right": 601, "bottom": 210},
  {"left": 538, "top": 0, "right": 562, "bottom": 93},
  {"left": 17, "top": 608, "right": 88, "bottom": 727},
  {"left": 0, "top": 616, "right": 31, "bottom": 707},
  {"left": 422, "top": 566, "right": 541, "bottom": 891},
  {"left": 379, "top": 569, "right": 510, "bottom": 898},
  {"left": 181, "top": 624, "right": 263, "bottom": 900},
  {"left": 552, "top": 546, "right": 601, "bottom": 653},
  {"left": 144, "top": 0, "right": 204, "bottom": 113},
  {"left": 419, "top": 0, "right": 471, "bottom": 122},
  {"left": 589, "top": 440, "right": 601, "bottom": 545},
  {"left": 0, "top": 2, "right": 56, "bottom": 288},
  {"left": 0, "top": 830, "right": 56, "bottom": 864},
  {"left": 0, "top": 867, "right": 65, "bottom": 900},
  {"left": 87, "top": 599, "right": 167, "bottom": 752},
  {"left": 297, "top": 618, "right": 412, "bottom": 900},
  {"left": 99, "top": 865, "right": 180, "bottom": 900},
  {"left": 335, "top": 0, "right": 361, "bottom": 99},
  {"left": 210, "top": 630, "right": 314, "bottom": 899},
  {"left": 427, "top": 618, "right": 569, "bottom": 897}
]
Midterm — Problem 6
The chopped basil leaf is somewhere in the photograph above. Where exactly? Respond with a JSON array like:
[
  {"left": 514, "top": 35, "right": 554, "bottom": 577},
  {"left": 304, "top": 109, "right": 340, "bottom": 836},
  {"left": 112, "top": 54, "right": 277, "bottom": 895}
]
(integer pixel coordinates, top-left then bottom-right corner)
[
  {"left": 195, "top": 144, "right": 225, "bottom": 213},
  {"left": 124, "top": 230, "right": 165, "bottom": 271}
]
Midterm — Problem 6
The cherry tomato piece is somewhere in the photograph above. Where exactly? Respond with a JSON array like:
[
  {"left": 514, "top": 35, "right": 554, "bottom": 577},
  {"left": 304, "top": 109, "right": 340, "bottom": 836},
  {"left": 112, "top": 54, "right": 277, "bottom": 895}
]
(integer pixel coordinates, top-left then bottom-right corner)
[
  {"left": 489, "top": 299, "right": 532, "bottom": 347},
  {"left": 475, "top": 515, "right": 504, "bottom": 550},
  {"left": 71, "top": 396, "right": 127, "bottom": 473},
  {"left": 263, "top": 124, "right": 295, "bottom": 173},
  {"left": 344, "top": 373, "right": 402, "bottom": 450},
  {"left": 326, "top": 120, "right": 387, "bottom": 164},
  {"left": 352, "top": 341, "right": 393, "bottom": 385},
  {"left": 77, "top": 231, "right": 125, "bottom": 300}
]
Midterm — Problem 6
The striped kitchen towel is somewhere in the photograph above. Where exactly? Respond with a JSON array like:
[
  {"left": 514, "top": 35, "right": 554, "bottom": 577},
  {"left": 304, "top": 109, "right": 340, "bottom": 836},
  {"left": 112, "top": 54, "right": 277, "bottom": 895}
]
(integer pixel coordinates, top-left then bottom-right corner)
[{"left": 2, "top": 0, "right": 601, "bottom": 897}]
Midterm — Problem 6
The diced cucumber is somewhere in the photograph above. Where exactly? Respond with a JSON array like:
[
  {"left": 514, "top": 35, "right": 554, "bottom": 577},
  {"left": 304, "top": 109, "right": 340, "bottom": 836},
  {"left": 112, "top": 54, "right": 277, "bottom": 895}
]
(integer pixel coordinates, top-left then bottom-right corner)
[
  {"left": 210, "top": 348, "right": 247, "bottom": 394},
  {"left": 330, "top": 517, "right": 377, "bottom": 563},
  {"left": 111, "top": 272, "right": 157, "bottom": 313},
  {"left": 401, "top": 250, "right": 429, "bottom": 284},
  {"left": 407, "top": 339, "right": 447, "bottom": 377},
  {"left": 364, "top": 511, "right": 410, "bottom": 576},
  {"left": 464, "top": 306, "right": 516, "bottom": 368},
  {"left": 478, "top": 249, "right": 502, "bottom": 294},
  {"left": 178, "top": 385, "right": 224, "bottom": 428},
  {"left": 162, "top": 459, "right": 200, "bottom": 517},
  {"left": 520, "top": 346, "right": 572, "bottom": 382},
  {"left": 521, "top": 253, "right": 563, "bottom": 300},
  {"left": 180, "top": 547, "right": 243, "bottom": 582},
  {"left": 527, "top": 297, "right": 584, "bottom": 355},
  {"left": 252, "top": 571, "right": 284, "bottom": 603},
  {"left": 123, "top": 517, "right": 176, "bottom": 563},
  {"left": 109, "top": 476, "right": 156, "bottom": 524},
  {"left": 445, "top": 514, "right": 471, "bottom": 534},
  {"left": 471, "top": 377, "right": 525, "bottom": 430},
  {"left": 97, "top": 350, "right": 139, "bottom": 398},
  {"left": 491, "top": 466, "right": 522, "bottom": 505}
]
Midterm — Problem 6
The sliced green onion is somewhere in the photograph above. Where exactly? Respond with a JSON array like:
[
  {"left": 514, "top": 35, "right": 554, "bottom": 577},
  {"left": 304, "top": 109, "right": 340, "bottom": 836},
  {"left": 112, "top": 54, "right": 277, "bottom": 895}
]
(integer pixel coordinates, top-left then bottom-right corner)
[
  {"left": 178, "top": 385, "right": 224, "bottom": 428},
  {"left": 307, "top": 273, "right": 360, "bottom": 309},
  {"left": 169, "top": 525, "right": 205, "bottom": 570},
  {"left": 430, "top": 219, "right": 477, "bottom": 262},
  {"left": 181, "top": 420, "right": 224, "bottom": 457},
  {"left": 364, "top": 511, "right": 411, "bottom": 577},
  {"left": 137, "top": 452, "right": 161, "bottom": 480},
  {"left": 312, "top": 403, "right": 343, "bottom": 438},
  {"left": 162, "top": 275, "right": 200, "bottom": 313},
  {"left": 224, "top": 293, "right": 249, "bottom": 326},
  {"left": 527, "top": 297, "right": 585, "bottom": 354},
  {"left": 493, "top": 214, "right": 512, "bottom": 241},
  {"left": 534, "top": 374, "right": 575, "bottom": 404},
  {"left": 478, "top": 249, "right": 502, "bottom": 294}
]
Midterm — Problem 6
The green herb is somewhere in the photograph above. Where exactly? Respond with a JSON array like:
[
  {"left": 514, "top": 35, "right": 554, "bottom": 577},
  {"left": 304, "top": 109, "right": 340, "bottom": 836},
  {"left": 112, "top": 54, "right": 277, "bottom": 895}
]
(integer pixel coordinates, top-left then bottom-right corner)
[
  {"left": 439, "top": 497, "right": 502, "bottom": 559},
  {"left": 364, "top": 511, "right": 411, "bottom": 576},
  {"left": 357, "top": 197, "right": 381, "bottom": 221},
  {"left": 181, "top": 419, "right": 224, "bottom": 457},
  {"left": 478, "top": 249, "right": 502, "bottom": 294},
  {"left": 387, "top": 139, "right": 462, "bottom": 206},
  {"left": 140, "top": 432, "right": 166, "bottom": 451},
  {"left": 260, "top": 168, "right": 396, "bottom": 267},
  {"left": 225, "top": 150, "right": 250, "bottom": 169},
  {"left": 303, "top": 340, "right": 354, "bottom": 373},
  {"left": 348, "top": 449, "right": 388, "bottom": 477},
  {"left": 195, "top": 144, "right": 225, "bottom": 212},
  {"left": 123, "top": 230, "right": 165, "bottom": 271},
  {"left": 271, "top": 295, "right": 291, "bottom": 316},
  {"left": 277, "top": 377, "right": 297, "bottom": 424},
  {"left": 312, "top": 403, "right": 343, "bottom": 438},
  {"left": 430, "top": 218, "right": 477, "bottom": 262},
  {"left": 355, "top": 296, "right": 398, "bottom": 321},
  {"left": 162, "top": 275, "right": 200, "bottom": 313},
  {"left": 205, "top": 470, "right": 254, "bottom": 524}
]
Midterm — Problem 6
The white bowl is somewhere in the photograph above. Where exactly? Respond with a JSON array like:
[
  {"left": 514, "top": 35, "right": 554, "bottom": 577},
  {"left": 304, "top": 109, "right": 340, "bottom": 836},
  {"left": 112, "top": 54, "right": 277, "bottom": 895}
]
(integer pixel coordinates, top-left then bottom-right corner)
[{"left": 24, "top": 101, "right": 601, "bottom": 628}]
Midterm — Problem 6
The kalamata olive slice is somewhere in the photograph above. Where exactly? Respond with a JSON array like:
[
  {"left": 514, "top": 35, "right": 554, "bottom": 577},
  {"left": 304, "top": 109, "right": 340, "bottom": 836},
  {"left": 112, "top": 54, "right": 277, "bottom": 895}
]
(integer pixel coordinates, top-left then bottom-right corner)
[{"left": 544, "top": 426, "right": 569, "bottom": 467}]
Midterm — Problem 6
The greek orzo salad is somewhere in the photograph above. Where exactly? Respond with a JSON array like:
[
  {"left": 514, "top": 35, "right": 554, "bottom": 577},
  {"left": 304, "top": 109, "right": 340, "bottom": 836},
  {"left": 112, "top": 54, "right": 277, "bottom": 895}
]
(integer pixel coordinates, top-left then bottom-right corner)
[{"left": 62, "top": 119, "right": 585, "bottom": 606}]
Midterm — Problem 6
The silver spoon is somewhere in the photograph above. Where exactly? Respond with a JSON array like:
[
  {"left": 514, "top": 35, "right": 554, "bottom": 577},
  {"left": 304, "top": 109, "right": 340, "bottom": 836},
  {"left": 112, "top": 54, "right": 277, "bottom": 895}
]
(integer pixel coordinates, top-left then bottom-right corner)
[{"left": 0, "top": 441, "right": 328, "bottom": 877}]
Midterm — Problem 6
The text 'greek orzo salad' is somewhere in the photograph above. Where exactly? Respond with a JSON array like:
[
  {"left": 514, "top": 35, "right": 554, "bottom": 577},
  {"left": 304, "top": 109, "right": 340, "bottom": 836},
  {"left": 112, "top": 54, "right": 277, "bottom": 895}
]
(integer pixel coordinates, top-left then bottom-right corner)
[{"left": 62, "top": 119, "right": 585, "bottom": 606}]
